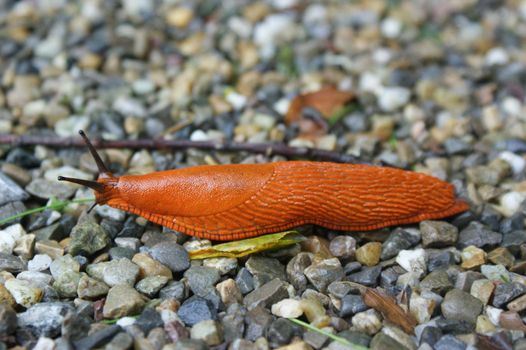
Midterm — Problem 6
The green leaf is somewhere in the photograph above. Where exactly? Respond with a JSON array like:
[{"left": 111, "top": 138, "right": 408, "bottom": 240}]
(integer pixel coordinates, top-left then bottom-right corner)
[
  {"left": 288, "top": 318, "right": 369, "bottom": 350},
  {"left": 189, "top": 231, "right": 304, "bottom": 259}
]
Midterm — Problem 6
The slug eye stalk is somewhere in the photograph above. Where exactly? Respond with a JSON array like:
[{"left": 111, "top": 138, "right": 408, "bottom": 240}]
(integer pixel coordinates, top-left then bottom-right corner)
[
  {"left": 57, "top": 176, "right": 106, "bottom": 193},
  {"left": 57, "top": 130, "right": 117, "bottom": 207}
]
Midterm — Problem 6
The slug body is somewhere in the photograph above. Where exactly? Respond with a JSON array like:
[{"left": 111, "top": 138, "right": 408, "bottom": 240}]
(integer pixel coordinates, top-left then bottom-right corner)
[{"left": 59, "top": 132, "right": 469, "bottom": 241}]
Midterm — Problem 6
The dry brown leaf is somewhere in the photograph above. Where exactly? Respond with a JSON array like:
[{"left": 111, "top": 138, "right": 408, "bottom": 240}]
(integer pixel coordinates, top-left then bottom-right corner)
[
  {"left": 285, "top": 86, "right": 354, "bottom": 124},
  {"left": 362, "top": 288, "right": 417, "bottom": 335}
]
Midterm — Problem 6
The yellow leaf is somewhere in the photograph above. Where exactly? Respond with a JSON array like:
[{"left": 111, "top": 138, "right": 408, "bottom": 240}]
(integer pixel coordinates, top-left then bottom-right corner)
[{"left": 189, "top": 231, "right": 304, "bottom": 259}]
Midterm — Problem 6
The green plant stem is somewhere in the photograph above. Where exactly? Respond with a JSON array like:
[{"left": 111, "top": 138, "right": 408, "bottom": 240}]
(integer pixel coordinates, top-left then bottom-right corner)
[
  {"left": 288, "top": 318, "right": 369, "bottom": 350},
  {"left": 0, "top": 198, "right": 94, "bottom": 226}
]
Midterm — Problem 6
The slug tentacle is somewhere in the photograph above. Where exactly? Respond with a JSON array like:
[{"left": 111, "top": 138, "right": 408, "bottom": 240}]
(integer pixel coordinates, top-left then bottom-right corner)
[
  {"left": 58, "top": 130, "right": 119, "bottom": 208},
  {"left": 78, "top": 130, "right": 113, "bottom": 178},
  {"left": 57, "top": 176, "right": 106, "bottom": 192}
]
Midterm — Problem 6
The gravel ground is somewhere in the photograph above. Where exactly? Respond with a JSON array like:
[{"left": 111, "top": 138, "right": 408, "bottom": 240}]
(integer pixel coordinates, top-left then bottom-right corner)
[{"left": 1, "top": 0, "right": 526, "bottom": 349}]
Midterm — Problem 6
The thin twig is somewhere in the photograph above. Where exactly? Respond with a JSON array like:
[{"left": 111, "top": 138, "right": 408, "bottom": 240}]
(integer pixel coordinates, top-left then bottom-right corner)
[{"left": 0, "top": 134, "right": 367, "bottom": 164}]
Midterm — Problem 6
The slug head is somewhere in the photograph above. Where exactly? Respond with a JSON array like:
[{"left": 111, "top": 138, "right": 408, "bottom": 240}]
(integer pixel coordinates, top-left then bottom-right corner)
[{"left": 58, "top": 130, "right": 118, "bottom": 207}]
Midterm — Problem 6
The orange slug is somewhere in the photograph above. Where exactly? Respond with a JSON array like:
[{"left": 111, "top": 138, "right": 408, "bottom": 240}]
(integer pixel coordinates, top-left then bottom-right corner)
[{"left": 58, "top": 131, "right": 469, "bottom": 241}]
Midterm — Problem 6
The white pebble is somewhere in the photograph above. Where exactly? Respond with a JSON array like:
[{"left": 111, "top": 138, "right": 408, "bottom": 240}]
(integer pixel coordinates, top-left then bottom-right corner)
[
  {"left": 486, "top": 306, "right": 502, "bottom": 326},
  {"left": 372, "top": 48, "right": 392, "bottom": 64},
  {"left": 113, "top": 96, "right": 147, "bottom": 118},
  {"left": 253, "top": 114, "right": 276, "bottom": 130},
  {"left": 485, "top": 47, "right": 509, "bottom": 66},
  {"left": 500, "top": 191, "right": 526, "bottom": 216},
  {"left": 396, "top": 249, "right": 427, "bottom": 276},
  {"left": 0, "top": 234, "right": 15, "bottom": 254},
  {"left": 271, "top": 299, "right": 303, "bottom": 318},
  {"left": 377, "top": 87, "right": 411, "bottom": 112},
  {"left": 33, "top": 337, "right": 55, "bottom": 350},
  {"left": 116, "top": 316, "right": 137, "bottom": 327},
  {"left": 55, "top": 116, "right": 90, "bottom": 137},
  {"left": 95, "top": 205, "right": 126, "bottom": 222},
  {"left": 273, "top": 98, "right": 290, "bottom": 116},
  {"left": 359, "top": 72, "right": 383, "bottom": 94},
  {"left": 28, "top": 254, "right": 53, "bottom": 272},
  {"left": 381, "top": 17, "right": 402, "bottom": 38},
  {"left": 228, "top": 17, "right": 252, "bottom": 39},
  {"left": 132, "top": 79, "right": 155, "bottom": 95},
  {"left": 501, "top": 97, "right": 522, "bottom": 117},
  {"left": 271, "top": 0, "right": 298, "bottom": 9},
  {"left": 3, "top": 223, "right": 26, "bottom": 241},
  {"left": 499, "top": 151, "right": 526, "bottom": 175},
  {"left": 225, "top": 91, "right": 247, "bottom": 110},
  {"left": 0, "top": 223, "right": 26, "bottom": 253},
  {"left": 17, "top": 271, "right": 53, "bottom": 286},
  {"left": 254, "top": 14, "right": 294, "bottom": 59},
  {"left": 190, "top": 130, "right": 209, "bottom": 141}
]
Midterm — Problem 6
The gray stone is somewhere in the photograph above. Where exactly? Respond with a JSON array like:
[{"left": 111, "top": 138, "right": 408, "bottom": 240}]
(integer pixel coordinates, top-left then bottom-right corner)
[
  {"left": 235, "top": 267, "right": 254, "bottom": 295},
  {"left": 245, "top": 306, "right": 273, "bottom": 341},
  {"left": 103, "top": 332, "right": 133, "bottom": 350},
  {"left": 190, "top": 320, "right": 223, "bottom": 346},
  {"left": 0, "top": 252, "right": 26, "bottom": 272},
  {"left": 135, "top": 276, "right": 169, "bottom": 297},
  {"left": 304, "top": 258, "right": 344, "bottom": 292},
  {"left": 329, "top": 235, "right": 356, "bottom": 259},
  {"left": 26, "top": 179, "right": 76, "bottom": 200},
  {"left": 454, "top": 271, "right": 484, "bottom": 292},
  {"left": 267, "top": 318, "right": 294, "bottom": 347},
  {"left": 50, "top": 254, "right": 80, "bottom": 279},
  {"left": 348, "top": 265, "right": 382, "bottom": 286},
  {"left": 492, "top": 282, "right": 526, "bottom": 308},
  {"left": 73, "top": 324, "right": 121, "bottom": 350},
  {"left": 340, "top": 294, "right": 368, "bottom": 318},
  {"left": 53, "top": 271, "right": 82, "bottom": 298},
  {"left": 370, "top": 332, "right": 406, "bottom": 350},
  {"left": 69, "top": 221, "right": 110, "bottom": 256},
  {"left": 244, "top": 278, "right": 288, "bottom": 309},
  {"left": 458, "top": 222, "right": 502, "bottom": 249},
  {"left": 434, "top": 334, "right": 466, "bottom": 350},
  {"left": 0, "top": 304, "right": 17, "bottom": 337},
  {"left": 184, "top": 266, "right": 221, "bottom": 297},
  {"left": 502, "top": 230, "right": 526, "bottom": 254},
  {"left": 420, "top": 221, "right": 458, "bottom": 248},
  {"left": 18, "top": 302, "right": 74, "bottom": 337},
  {"left": 32, "top": 223, "right": 65, "bottom": 242},
  {"left": 108, "top": 247, "right": 135, "bottom": 261},
  {"left": 0, "top": 172, "right": 29, "bottom": 205},
  {"left": 441, "top": 289, "right": 483, "bottom": 324},
  {"left": 103, "top": 258, "right": 140, "bottom": 287},
  {"left": 246, "top": 256, "right": 286, "bottom": 287},
  {"left": 381, "top": 228, "right": 420, "bottom": 259},
  {"left": 159, "top": 280, "right": 188, "bottom": 301},
  {"left": 149, "top": 241, "right": 190, "bottom": 272},
  {"left": 0, "top": 201, "right": 26, "bottom": 226},
  {"left": 103, "top": 285, "right": 146, "bottom": 319},
  {"left": 286, "top": 252, "right": 312, "bottom": 291},
  {"left": 77, "top": 275, "right": 110, "bottom": 300},
  {"left": 178, "top": 296, "right": 217, "bottom": 327}
]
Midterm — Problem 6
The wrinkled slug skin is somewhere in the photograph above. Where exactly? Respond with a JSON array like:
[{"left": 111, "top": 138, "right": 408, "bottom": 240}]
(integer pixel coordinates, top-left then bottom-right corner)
[{"left": 101, "top": 161, "right": 469, "bottom": 241}]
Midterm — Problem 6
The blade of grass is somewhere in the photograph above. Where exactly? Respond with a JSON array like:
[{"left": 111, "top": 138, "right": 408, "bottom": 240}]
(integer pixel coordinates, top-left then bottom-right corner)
[
  {"left": 0, "top": 197, "right": 94, "bottom": 226},
  {"left": 288, "top": 318, "right": 369, "bottom": 350}
]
